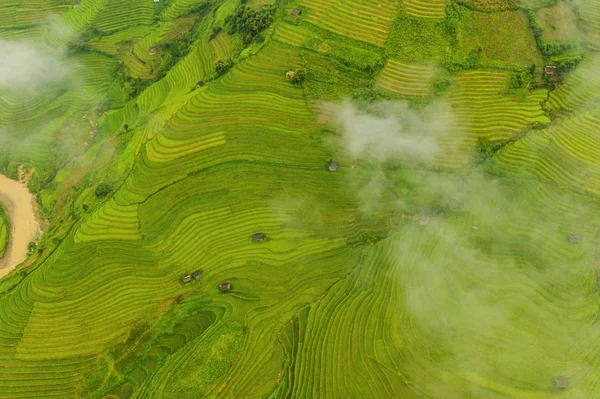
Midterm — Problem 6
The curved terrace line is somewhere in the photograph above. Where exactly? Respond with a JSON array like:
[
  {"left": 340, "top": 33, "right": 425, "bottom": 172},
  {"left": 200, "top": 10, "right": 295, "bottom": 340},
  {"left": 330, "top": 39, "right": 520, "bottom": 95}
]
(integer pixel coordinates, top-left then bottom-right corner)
[{"left": 0, "top": 174, "right": 41, "bottom": 279}]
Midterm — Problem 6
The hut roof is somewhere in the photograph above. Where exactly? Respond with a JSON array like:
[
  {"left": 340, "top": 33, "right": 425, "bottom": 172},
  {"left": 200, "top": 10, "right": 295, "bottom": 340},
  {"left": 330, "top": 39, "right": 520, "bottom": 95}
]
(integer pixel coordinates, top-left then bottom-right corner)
[
  {"left": 181, "top": 274, "right": 192, "bottom": 283},
  {"left": 554, "top": 376, "right": 569, "bottom": 389},
  {"left": 328, "top": 161, "right": 339, "bottom": 171},
  {"left": 192, "top": 269, "right": 203, "bottom": 279},
  {"left": 252, "top": 233, "right": 266, "bottom": 242},
  {"left": 196, "top": 80, "right": 205, "bottom": 87},
  {"left": 219, "top": 283, "right": 231, "bottom": 291},
  {"left": 545, "top": 65, "right": 559, "bottom": 73},
  {"left": 73, "top": 1, "right": 80, "bottom": 7},
  {"left": 419, "top": 216, "right": 430, "bottom": 226},
  {"left": 286, "top": 70, "right": 295, "bottom": 80},
  {"left": 292, "top": 8, "right": 302, "bottom": 15}
]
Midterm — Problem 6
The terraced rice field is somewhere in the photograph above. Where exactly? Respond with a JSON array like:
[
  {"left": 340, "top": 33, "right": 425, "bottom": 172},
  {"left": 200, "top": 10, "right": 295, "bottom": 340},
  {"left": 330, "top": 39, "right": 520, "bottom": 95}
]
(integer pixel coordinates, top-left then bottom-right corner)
[
  {"left": 432, "top": 70, "right": 549, "bottom": 169},
  {"left": 403, "top": 0, "right": 447, "bottom": 19},
  {"left": 210, "top": 31, "right": 232, "bottom": 60},
  {"left": 377, "top": 59, "right": 435, "bottom": 96},
  {"left": 490, "top": 110, "right": 600, "bottom": 195},
  {"left": 1, "top": 0, "right": 600, "bottom": 397},
  {"left": 298, "top": 0, "right": 398, "bottom": 46},
  {"left": 546, "top": 55, "right": 600, "bottom": 114}
]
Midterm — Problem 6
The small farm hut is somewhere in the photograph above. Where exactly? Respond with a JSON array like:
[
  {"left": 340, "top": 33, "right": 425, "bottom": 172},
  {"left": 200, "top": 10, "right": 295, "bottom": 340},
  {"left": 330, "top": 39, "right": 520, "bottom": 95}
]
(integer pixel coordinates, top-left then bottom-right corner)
[
  {"left": 73, "top": 1, "right": 80, "bottom": 8},
  {"left": 196, "top": 80, "right": 205, "bottom": 88},
  {"left": 567, "top": 234, "right": 582, "bottom": 244},
  {"left": 419, "top": 216, "right": 430, "bottom": 226},
  {"left": 181, "top": 274, "right": 192, "bottom": 283},
  {"left": 545, "top": 66, "right": 559, "bottom": 76},
  {"left": 328, "top": 161, "right": 339, "bottom": 171},
  {"left": 154, "top": 0, "right": 160, "bottom": 3},
  {"left": 252, "top": 233, "right": 266, "bottom": 242},
  {"left": 472, "top": 225, "right": 480, "bottom": 231},
  {"left": 292, "top": 8, "right": 302, "bottom": 16},
  {"left": 192, "top": 270, "right": 203, "bottom": 280},
  {"left": 554, "top": 376, "right": 569, "bottom": 389},
  {"left": 219, "top": 283, "right": 231, "bottom": 291},
  {"left": 286, "top": 70, "right": 295, "bottom": 80}
]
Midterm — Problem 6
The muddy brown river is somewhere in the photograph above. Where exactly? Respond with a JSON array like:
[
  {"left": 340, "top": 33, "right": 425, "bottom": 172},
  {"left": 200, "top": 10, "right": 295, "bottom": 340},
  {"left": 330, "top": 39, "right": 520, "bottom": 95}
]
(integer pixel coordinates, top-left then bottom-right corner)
[{"left": 0, "top": 174, "right": 42, "bottom": 278}]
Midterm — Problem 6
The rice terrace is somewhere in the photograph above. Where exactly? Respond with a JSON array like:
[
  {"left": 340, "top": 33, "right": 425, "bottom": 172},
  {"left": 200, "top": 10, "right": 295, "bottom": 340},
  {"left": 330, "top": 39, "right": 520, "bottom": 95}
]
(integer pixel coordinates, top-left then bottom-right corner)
[{"left": 1, "top": 0, "right": 600, "bottom": 397}]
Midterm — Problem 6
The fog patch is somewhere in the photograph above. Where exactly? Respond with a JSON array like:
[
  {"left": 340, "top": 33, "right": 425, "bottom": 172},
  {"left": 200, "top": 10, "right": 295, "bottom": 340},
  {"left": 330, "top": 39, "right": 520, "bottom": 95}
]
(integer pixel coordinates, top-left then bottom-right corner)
[
  {"left": 0, "top": 40, "right": 76, "bottom": 94},
  {"left": 322, "top": 99, "right": 455, "bottom": 164}
]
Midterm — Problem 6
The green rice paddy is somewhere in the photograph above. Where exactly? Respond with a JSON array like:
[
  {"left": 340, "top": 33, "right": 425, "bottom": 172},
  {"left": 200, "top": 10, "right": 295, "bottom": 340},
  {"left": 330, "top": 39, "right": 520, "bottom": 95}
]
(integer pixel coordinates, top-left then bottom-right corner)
[{"left": 0, "top": 0, "right": 599, "bottom": 397}]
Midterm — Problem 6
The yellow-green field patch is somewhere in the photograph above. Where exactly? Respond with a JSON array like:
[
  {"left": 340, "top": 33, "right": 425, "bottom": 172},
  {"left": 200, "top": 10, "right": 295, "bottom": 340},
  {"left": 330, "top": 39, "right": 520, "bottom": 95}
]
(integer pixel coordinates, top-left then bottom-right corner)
[
  {"left": 403, "top": 0, "right": 447, "bottom": 19},
  {"left": 459, "top": 0, "right": 518, "bottom": 10},
  {"left": 463, "top": 10, "right": 544, "bottom": 67},
  {"left": 298, "top": 0, "right": 398, "bottom": 46},
  {"left": 537, "top": 2, "right": 579, "bottom": 41},
  {"left": 210, "top": 31, "right": 233, "bottom": 60},
  {"left": 377, "top": 59, "right": 435, "bottom": 96}
]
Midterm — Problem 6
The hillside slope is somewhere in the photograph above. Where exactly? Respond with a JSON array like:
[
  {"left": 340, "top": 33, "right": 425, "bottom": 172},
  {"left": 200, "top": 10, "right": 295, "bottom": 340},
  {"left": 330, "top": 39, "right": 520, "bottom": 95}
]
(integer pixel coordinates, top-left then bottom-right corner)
[{"left": 0, "top": 0, "right": 599, "bottom": 398}]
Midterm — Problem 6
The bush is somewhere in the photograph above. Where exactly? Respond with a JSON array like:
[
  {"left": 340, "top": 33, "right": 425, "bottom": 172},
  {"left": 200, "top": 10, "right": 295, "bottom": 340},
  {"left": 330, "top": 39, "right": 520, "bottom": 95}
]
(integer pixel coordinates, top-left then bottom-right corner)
[
  {"left": 291, "top": 68, "right": 306, "bottom": 83},
  {"left": 215, "top": 59, "right": 233, "bottom": 77},
  {"left": 226, "top": 4, "right": 277, "bottom": 45},
  {"left": 94, "top": 183, "right": 112, "bottom": 198}
]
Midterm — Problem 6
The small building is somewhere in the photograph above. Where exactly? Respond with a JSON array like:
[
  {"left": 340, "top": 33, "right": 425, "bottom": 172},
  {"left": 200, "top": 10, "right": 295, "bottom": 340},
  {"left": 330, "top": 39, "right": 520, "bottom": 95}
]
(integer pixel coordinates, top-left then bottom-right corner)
[
  {"left": 252, "top": 233, "right": 266, "bottom": 242},
  {"left": 196, "top": 80, "right": 205, "bottom": 88},
  {"left": 286, "top": 70, "right": 295, "bottom": 80},
  {"left": 219, "top": 283, "right": 231, "bottom": 292},
  {"left": 154, "top": 0, "right": 159, "bottom": 3},
  {"left": 148, "top": 46, "right": 158, "bottom": 56},
  {"left": 192, "top": 269, "right": 203, "bottom": 280},
  {"left": 328, "top": 161, "right": 339, "bottom": 171},
  {"left": 545, "top": 66, "right": 559, "bottom": 76},
  {"left": 419, "top": 216, "right": 430, "bottom": 226},
  {"left": 181, "top": 274, "right": 192, "bottom": 283},
  {"left": 73, "top": 1, "right": 80, "bottom": 8},
  {"left": 554, "top": 376, "right": 569, "bottom": 389},
  {"left": 567, "top": 234, "right": 582, "bottom": 244},
  {"left": 291, "top": 8, "right": 302, "bottom": 16},
  {"left": 472, "top": 225, "right": 480, "bottom": 231}
]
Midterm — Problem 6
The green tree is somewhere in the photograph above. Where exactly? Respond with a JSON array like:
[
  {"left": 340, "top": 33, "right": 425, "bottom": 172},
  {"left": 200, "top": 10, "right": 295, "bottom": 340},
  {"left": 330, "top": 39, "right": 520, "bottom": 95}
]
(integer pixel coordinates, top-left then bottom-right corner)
[{"left": 95, "top": 183, "right": 112, "bottom": 198}]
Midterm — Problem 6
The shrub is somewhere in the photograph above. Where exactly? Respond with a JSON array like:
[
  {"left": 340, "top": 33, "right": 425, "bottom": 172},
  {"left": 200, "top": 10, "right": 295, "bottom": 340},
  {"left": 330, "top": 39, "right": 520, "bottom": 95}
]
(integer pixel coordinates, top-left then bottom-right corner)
[
  {"left": 95, "top": 183, "right": 112, "bottom": 198},
  {"left": 291, "top": 68, "right": 306, "bottom": 83},
  {"left": 226, "top": 4, "right": 277, "bottom": 45},
  {"left": 215, "top": 59, "right": 233, "bottom": 77}
]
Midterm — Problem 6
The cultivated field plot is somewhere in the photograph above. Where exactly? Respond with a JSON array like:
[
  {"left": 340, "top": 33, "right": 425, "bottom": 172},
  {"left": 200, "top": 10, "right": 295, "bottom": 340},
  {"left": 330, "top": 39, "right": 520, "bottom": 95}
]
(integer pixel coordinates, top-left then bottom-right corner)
[
  {"left": 577, "top": 0, "right": 600, "bottom": 51},
  {"left": 462, "top": 9, "right": 544, "bottom": 68},
  {"left": 536, "top": 1, "right": 579, "bottom": 41},
  {"left": 431, "top": 70, "right": 549, "bottom": 169},
  {"left": 402, "top": 0, "right": 447, "bottom": 19},
  {"left": 377, "top": 59, "right": 435, "bottom": 96},
  {"left": 459, "top": 0, "right": 518, "bottom": 10},
  {"left": 546, "top": 55, "right": 600, "bottom": 114},
  {"left": 298, "top": 0, "right": 398, "bottom": 46},
  {"left": 490, "top": 109, "right": 600, "bottom": 195},
  {"left": 277, "top": 175, "right": 600, "bottom": 398}
]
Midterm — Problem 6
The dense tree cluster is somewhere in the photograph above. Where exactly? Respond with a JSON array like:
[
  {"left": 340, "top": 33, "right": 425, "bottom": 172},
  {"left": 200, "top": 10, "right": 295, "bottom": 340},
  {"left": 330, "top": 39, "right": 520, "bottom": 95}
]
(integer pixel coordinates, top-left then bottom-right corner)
[
  {"left": 226, "top": 4, "right": 277, "bottom": 45},
  {"left": 94, "top": 183, "right": 112, "bottom": 198}
]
